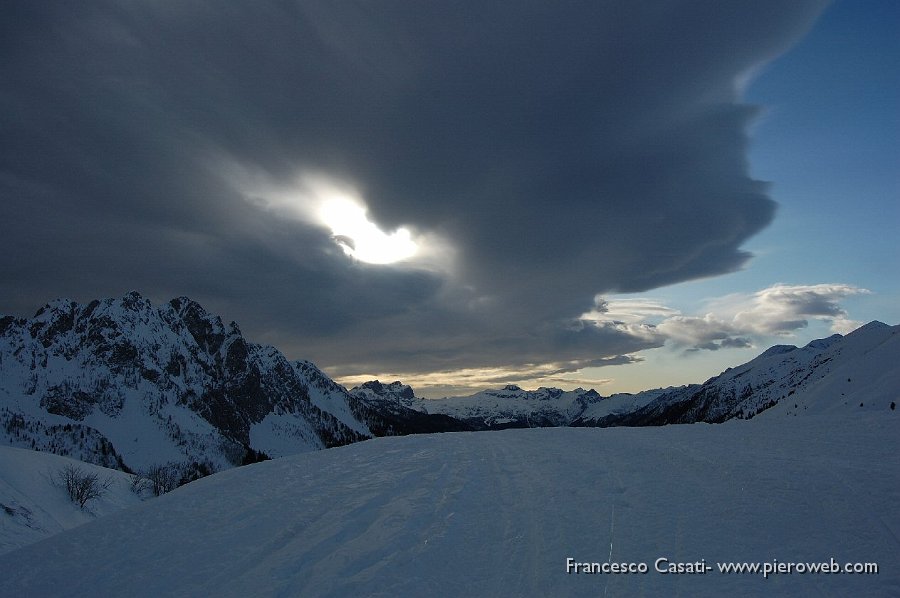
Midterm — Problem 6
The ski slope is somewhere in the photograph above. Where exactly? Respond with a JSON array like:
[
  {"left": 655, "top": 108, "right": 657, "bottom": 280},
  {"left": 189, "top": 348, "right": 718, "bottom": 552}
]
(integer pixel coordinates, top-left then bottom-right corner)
[{"left": 1, "top": 412, "right": 898, "bottom": 597}]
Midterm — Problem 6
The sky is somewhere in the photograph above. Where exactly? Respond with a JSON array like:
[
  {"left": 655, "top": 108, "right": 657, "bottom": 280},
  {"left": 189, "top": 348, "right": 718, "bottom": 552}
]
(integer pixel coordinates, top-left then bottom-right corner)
[{"left": 1, "top": 1, "right": 897, "bottom": 398}]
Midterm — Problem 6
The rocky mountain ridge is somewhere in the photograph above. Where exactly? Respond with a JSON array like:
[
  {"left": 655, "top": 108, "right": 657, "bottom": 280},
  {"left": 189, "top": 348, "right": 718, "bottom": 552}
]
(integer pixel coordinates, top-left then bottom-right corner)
[
  {"left": 1, "top": 292, "right": 368, "bottom": 474},
  {"left": 2, "top": 293, "right": 897, "bottom": 478}
]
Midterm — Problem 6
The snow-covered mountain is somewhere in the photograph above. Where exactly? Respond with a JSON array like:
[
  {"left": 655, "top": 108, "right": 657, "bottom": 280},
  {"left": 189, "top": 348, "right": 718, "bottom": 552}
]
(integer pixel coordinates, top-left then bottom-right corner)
[
  {"left": 570, "top": 386, "right": 686, "bottom": 425},
  {"left": 349, "top": 380, "right": 473, "bottom": 435},
  {"left": 421, "top": 385, "right": 603, "bottom": 429},
  {"left": 593, "top": 320, "right": 899, "bottom": 427},
  {"left": 350, "top": 381, "right": 671, "bottom": 430},
  {"left": 353, "top": 321, "right": 898, "bottom": 429},
  {"left": 3, "top": 291, "right": 897, "bottom": 481},
  {"left": 1, "top": 412, "right": 897, "bottom": 597},
  {"left": 0, "top": 292, "right": 370, "bottom": 474}
]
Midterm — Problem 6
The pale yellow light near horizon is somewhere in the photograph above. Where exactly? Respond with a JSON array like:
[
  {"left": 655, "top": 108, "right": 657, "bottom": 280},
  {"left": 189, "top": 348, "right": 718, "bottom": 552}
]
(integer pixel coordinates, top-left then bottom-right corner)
[{"left": 318, "top": 195, "right": 418, "bottom": 265}]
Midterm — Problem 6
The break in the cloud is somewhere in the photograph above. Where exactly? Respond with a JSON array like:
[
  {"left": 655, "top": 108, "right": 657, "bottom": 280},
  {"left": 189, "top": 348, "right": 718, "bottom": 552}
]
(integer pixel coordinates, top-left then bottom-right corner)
[
  {"left": 584, "top": 283, "right": 871, "bottom": 352},
  {"left": 337, "top": 358, "right": 631, "bottom": 400},
  {"left": 1, "top": 2, "right": 827, "bottom": 385}
]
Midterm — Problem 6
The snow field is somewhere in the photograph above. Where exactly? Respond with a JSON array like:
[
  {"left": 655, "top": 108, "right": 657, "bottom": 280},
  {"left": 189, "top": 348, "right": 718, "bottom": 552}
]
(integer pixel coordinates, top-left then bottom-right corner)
[
  {"left": 1, "top": 411, "right": 897, "bottom": 597},
  {"left": 0, "top": 447, "right": 143, "bottom": 555}
]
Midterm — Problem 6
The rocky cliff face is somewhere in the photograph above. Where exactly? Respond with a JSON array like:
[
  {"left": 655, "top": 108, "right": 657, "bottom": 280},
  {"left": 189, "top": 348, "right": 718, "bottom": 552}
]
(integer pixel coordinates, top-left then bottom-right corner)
[{"left": 0, "top": 292, "right": 368, "bottom": 473}]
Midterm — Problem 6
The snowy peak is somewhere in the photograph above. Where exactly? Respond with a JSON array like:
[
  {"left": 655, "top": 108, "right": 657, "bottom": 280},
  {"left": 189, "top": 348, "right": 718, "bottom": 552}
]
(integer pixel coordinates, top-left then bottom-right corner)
[
  {"left": 167, "top": 295, "right": 232, "bottom": 357},
  {"left": 0, "top": 293, "right": 372, "bottom": 473},
  {"left": 850, "top": 319, "right": 889, "bottom": 332},
  {"left": 757, "top": 344, "right": 797, "bottom": 359},
  {"left": 600, "top": 322, "right": 899, "bottom": 426},
  {"left": 836, "top": 319, "right": 894, "bottom": 350},
  {"left": 498, "top": 384, "right": 522, "bottom": 393},
  {"left": 354, "top": 380, "right": 418, "bottom": 404},
  {"left": 803, "top": 333, "right": 842, "bottom": 351}
]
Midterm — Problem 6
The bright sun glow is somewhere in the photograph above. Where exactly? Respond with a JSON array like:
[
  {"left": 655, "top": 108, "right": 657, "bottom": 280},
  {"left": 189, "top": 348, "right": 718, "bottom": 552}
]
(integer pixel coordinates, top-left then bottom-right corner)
[{"left": 319, "top": 196, "right": 418, "bottom": 265}]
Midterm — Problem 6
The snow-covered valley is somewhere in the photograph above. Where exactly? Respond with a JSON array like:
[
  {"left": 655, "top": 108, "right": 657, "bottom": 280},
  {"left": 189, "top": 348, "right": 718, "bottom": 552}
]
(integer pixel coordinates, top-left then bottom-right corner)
[{"left": 1, "top": 411, "right": 897, "bottom": 597}]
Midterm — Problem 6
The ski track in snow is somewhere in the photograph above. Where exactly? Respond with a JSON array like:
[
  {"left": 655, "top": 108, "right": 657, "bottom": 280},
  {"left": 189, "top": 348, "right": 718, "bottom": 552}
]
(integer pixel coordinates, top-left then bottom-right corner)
[{"left": 0, "top": 413, "right": 899, "bottom": 597}]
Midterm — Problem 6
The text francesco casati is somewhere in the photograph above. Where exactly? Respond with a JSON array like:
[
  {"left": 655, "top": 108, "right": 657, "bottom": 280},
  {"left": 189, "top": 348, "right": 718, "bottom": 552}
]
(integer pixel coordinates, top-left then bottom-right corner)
[{"left": 565, "top": 557, "right": 879, "bottom": 578}]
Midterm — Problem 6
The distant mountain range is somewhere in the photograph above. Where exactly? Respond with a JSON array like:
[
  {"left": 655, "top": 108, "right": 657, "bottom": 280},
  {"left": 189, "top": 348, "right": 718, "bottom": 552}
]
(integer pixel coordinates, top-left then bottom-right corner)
[
  {"left": 2, "top": 293, "right": 897, "bottom": 476},
  {"left": 351, "top": 319, "right": 898, "bottom": 429}
]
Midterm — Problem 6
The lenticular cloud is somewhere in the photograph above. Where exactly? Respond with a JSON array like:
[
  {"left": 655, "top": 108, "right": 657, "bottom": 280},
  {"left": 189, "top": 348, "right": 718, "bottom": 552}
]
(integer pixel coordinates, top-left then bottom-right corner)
[{"left": 0, "top": 1, "right": 828, "bottom": 376}]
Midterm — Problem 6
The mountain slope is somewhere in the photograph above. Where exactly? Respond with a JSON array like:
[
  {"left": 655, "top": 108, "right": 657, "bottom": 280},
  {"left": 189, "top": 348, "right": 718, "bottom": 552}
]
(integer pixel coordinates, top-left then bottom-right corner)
[
  {"left": 596, "top": 321, "right": 899, "bottom": 427},
  {"left": 351, "top": 323, "right": 898, "bottom": 430},
  {"left": 349, "top": 381, "right": 474, "bottom": 435},
  {"left": 1, "top": 413, "right": 896, "bottom": 597},
  {"left": 762, "top": 321, "right": 900, "bottom": 417},
  {"left": 0, "top": 292, "right": 369, "bottom": 473},
  {"left": 0, "top": 446, "right": 142, "bottom": 555}
]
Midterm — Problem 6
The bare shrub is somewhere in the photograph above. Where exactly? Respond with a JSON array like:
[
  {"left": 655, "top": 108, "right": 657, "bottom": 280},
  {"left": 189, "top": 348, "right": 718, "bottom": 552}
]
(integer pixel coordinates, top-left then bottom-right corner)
[
  {"left": 57, "top": 464, "right": 111, "bottom": 509},
  {"left": 129, "top": 471, "right": 151, "bottom": 496},
  {"left": 144, "top": 464, "right": 179, "bottom": 496}
]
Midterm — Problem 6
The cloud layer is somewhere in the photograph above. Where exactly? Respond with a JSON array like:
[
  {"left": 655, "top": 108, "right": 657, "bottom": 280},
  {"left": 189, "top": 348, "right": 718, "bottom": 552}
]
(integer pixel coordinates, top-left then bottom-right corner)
[
  {"left": 1, "top": 1, "right": 827, "bottom": 383},
  {"left": 584, "top": 283, "right": 870, "bottom": 353}
]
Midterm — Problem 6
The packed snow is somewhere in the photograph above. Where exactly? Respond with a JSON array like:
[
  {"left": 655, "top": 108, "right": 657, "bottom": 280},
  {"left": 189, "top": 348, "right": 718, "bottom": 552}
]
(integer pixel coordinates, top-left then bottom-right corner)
[{"left": 1, "top": 410, "right": 897, "bottom": 597}]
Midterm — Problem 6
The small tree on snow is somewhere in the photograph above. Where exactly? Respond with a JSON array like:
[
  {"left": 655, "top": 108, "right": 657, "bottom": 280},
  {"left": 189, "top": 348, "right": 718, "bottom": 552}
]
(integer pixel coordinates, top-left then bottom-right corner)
[
  {"left": 57, "top": 464, "right": 111, "bottom": 509},
  {"left": 144, "top": 464, "right": 180, "bottom": 496},
  {"left": 129, "top": 471, "right": 152, "bottom": 496}
]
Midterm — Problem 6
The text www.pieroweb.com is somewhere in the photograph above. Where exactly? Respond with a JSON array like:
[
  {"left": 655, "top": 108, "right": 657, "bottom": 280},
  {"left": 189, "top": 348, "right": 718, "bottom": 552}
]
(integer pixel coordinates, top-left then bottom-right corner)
[{"left": 565, "top": 557, "right": 878, "bottom": 579}]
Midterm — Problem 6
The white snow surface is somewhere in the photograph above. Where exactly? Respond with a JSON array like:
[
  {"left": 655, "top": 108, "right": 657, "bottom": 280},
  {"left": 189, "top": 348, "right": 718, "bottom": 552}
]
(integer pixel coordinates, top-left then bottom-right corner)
[
  {"left": 0, "top": 446, "right": 142, "bottom": 555},
  {"left": 1, "top": 412, "right": 897, "bottom": 597}
]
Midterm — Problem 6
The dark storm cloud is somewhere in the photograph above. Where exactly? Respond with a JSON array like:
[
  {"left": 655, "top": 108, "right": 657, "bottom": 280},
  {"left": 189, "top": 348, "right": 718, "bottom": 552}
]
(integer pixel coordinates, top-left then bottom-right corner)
[{"left": 0, "top": 1, "right": 826, "bottom": 378}]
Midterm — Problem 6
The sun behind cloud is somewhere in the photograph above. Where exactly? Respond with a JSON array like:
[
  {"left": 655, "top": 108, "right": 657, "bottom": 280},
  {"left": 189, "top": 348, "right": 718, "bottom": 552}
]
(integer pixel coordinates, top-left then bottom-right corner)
[{"left": 318, "top": 195, "right": 417, "bottom": 265}]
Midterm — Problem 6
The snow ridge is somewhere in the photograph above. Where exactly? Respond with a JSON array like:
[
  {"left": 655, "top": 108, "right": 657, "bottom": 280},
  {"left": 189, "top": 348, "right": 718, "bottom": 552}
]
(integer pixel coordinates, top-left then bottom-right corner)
[{"left": 595, "top": 321, "right": 900, "bottom": 426}]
